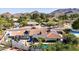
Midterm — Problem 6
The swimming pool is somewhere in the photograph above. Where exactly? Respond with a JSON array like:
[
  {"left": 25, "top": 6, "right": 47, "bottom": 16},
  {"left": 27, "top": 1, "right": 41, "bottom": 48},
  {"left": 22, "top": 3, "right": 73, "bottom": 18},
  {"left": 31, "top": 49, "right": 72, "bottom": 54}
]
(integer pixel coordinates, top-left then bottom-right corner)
[{"left": 70, "top": 30, "right": 79, "bottom": 37}]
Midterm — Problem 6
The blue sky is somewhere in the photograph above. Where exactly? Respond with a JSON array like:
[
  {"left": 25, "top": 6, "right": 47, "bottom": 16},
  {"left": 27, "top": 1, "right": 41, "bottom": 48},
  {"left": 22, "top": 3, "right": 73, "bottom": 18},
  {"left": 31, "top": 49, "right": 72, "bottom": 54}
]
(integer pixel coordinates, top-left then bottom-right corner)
[{"left": 0, "top": 8, "right": 58, "bottom": 14}]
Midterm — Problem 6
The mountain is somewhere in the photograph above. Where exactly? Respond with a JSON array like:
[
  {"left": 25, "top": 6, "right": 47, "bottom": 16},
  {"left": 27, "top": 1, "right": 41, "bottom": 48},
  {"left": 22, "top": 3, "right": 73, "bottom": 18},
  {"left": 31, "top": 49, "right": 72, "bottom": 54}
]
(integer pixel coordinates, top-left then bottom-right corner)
[
  {"left": 50, "top": 8, "right": 79, "bottom": 17},
  {"left": 13, "top": 13, "right": 26, "bottom": 18},
  {"left": 1, "top": 8, "right": 79, "bottom": 18},
  {"left": 1, "top": 12, "right": 12, "bottom": 18},
  {"left": 31, "top": 11, "right": 39, "bottom": 14}
]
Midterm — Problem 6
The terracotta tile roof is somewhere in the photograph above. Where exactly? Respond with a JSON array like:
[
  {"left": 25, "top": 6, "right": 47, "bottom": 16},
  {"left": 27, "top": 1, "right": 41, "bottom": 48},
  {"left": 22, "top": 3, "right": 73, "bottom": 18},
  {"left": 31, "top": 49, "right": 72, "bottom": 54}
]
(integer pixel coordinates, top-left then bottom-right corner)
[
  {"left": 47, "top": 33, "right": 61, "bottom": 39},
  {"left": 29, "top": 29, "right": 40, "bottom": 36},
  {"left": 29, "top": 28, "right": 48, "bottom": 36},
  {"left": 10, "top": 30, "right": 25, "bottom": 36},
  {"left": 8, "top": 27, "right": 61, "bottom": 40}
]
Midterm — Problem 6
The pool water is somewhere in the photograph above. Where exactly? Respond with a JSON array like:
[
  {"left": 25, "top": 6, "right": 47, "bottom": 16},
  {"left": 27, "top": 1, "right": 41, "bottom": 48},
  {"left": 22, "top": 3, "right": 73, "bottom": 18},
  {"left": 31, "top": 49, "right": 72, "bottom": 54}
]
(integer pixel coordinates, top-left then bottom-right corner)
[{"left": 70, "top": 30, "right": 79, "bottom": 37}]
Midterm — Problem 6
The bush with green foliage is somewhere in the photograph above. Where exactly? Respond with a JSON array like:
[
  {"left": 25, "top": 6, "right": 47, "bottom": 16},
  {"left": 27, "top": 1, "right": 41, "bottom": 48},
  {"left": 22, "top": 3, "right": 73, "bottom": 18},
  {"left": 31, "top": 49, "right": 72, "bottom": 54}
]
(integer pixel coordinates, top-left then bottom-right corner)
[
  {"left": 18, "top": 16, "right": 28, "bottom": 27},
  {"left": 72, "top": 18, "right": 79, "bottom": 29}
]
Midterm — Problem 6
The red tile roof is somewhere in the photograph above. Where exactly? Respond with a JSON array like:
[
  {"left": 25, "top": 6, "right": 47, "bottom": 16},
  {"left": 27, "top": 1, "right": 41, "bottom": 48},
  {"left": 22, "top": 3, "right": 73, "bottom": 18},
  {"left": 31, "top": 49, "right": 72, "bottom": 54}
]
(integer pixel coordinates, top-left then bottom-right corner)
[
  {"left": 8, "top": 27, "right": 61, "bottom": 39},
  {"left": 10, "top": 30, "right": 25, "bottom": 36},
  {"left": 29, "top": 28, "right": 48, "bottom": 36},
  {"left": 47, "top": 33, "right": 61, "bottom": 39}
]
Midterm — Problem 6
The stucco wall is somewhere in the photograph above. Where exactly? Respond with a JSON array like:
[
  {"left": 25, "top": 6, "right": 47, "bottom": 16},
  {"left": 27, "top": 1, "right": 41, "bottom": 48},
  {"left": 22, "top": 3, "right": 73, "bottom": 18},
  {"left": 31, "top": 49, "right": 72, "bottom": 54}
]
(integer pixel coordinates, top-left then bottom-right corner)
[{"left": 12, "top": 40, "right": 30, "bottom": 50}]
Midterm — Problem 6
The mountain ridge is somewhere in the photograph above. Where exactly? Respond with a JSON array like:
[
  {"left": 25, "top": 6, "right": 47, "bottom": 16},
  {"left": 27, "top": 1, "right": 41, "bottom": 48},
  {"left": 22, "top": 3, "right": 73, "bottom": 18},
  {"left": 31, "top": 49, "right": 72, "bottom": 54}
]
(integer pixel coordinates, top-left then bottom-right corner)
[{"left": 1, "top": 8, "right": 79, "bottom": 18}]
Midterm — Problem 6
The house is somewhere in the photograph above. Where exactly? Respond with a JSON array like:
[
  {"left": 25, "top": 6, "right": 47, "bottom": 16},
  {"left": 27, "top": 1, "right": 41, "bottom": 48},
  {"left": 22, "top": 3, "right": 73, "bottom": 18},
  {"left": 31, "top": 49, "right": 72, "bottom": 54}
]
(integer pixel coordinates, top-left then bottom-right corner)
[
  {"left": 5, "top": 29, "right": 29, "bottom": 40},
  {"left": 27, "top": 21, "right": 39, "bottom": 26},
  {"left": 2, "top": 27, "right": 62, "bottom": 50},
  {"left": 29, "top": 28, "right": 61, "bottom": 42},
  {"left": 5, "top": 27, "right": 61, "bottom": 42},
  {"left": 63, "top": 20, "right": 71, "bottom": 29},
  {"left": 29, "top": 28, "right": 48, "bottom": 36},
  {"left": 27, "top": 21, "right": 42, "bottom": 28},
  {"left": 12, "top": 18, "right": 20, "bottom": 28},
  {"left": 13, "top": 18, "right": 18, "bottom": 22},
  {"left": 46, "top": 32, "right": 61, "bottom": 42}
]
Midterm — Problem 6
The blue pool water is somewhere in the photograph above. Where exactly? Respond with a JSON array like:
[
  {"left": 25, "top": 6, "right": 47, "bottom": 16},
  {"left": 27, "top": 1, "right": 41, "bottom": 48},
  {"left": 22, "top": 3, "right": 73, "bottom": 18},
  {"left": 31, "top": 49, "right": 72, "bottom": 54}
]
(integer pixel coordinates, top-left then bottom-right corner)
[{"left": 70, "top": 30, "right": 79, "bottom": 37}]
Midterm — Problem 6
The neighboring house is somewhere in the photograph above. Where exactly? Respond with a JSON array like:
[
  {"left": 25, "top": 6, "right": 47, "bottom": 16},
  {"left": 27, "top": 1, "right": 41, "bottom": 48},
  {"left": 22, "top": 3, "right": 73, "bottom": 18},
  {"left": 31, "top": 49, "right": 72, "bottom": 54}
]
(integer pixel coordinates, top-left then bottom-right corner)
[
  {"left": 27, "top": 21, "right": 42, "bottom": 29},
  {"left": 27, "top": 21, "right": 39, "bottom": 26},
  {"left": 13, "top": 18, "right": 18, "bottom": 22},
  {"left": 63, "top": 20, "right": 71, "bottom": 29},
  {"left": 14, "top": 22, "right": 20, "bottom": 28},
  {"left": 13, "top": 18, "right": 20, "bottom": 28}
]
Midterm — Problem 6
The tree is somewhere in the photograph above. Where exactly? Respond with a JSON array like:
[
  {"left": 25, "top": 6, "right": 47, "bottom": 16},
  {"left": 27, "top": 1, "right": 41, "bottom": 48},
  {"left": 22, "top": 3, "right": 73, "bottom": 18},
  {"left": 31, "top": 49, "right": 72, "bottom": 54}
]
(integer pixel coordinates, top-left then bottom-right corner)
[
  {"left": 0, "top": 17, "right": 13, "bottom": 29},
  {"left": 63, "top": 29, "right": 71, "bottom": 34},
  {"left": 69, "top": 14, "right": 79, "bottom": 20},
  {"left": 18, "top": 16, "right": 28, "bottom": 27},
  {"left": 20, "top": 19, "right": 28, "bottom": 26},
  {"left": 47, "top": 20, "right": 57, "bottom": 27},
  {"left": 72, "top": 18, "right": 79, "bottom": 29},
  {"left": 58, "top": 20, "right": 64, "bottom": 27},
  {"left": 31, "top": 13, "right": 40, "bottom": 19},
  {"left": 34, "top": 18, "right": 42, "bottom": 23},
  {"left": 58, "top": 14, "right": 68, "bottom": 20},
  {"left": 63, "top": 33, "right": 79, "bottom": 45},
  {"left": 40, "top": 13, "right": 46, "bottom": 19}
]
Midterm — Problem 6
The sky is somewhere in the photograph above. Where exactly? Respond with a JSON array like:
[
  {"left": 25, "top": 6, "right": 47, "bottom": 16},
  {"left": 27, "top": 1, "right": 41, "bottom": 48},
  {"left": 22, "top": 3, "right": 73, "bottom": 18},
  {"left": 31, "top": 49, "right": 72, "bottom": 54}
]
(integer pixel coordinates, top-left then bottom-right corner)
[{"left": 0, "top": 8, "right": 58, "bottom": 14}]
